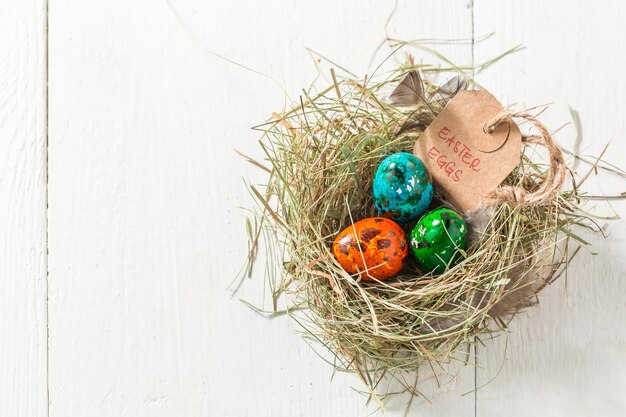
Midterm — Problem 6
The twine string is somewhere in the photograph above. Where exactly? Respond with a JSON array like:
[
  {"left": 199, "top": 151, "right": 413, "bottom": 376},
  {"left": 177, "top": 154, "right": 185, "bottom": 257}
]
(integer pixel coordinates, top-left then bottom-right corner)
[{"left": 484, "top": 111, "right": 567, "bottom": 207}]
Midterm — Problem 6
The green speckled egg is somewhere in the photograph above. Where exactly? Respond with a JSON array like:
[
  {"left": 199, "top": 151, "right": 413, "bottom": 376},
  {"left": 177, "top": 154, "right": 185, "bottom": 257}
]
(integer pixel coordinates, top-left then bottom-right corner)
[{"left": 410, "top": 208, "right": 467, "bottom": 274}]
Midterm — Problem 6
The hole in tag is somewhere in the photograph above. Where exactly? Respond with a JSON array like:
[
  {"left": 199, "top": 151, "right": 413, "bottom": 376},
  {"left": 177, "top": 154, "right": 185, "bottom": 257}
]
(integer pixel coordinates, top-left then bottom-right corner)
[{"left": 478, "top": 122, "right": 512, "bottom": 154}]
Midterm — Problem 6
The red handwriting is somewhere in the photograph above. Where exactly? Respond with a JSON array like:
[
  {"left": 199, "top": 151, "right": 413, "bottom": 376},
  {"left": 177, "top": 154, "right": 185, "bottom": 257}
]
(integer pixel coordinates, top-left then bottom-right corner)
[
  {"left": 437, "top": 127, "right": 481, "bottom": 172},
  {"left": 427, "top": 146, "right": 462, "bottom": 182},
  {"left": 426, "top": 127, "right": 482, "bottom": 183}
]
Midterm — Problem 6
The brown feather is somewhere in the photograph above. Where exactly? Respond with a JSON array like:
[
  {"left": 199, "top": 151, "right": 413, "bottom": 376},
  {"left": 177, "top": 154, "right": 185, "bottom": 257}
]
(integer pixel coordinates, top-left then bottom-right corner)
[
  {"left": 488, "top": 254, "right": 558, "bottom": 319},
  {"left": 429, "top": 75, "right": 467, "bottom": 106},
  {"left": 462, "top": 205, "right": 555, "bottom": 320},
  {"left": 388, "top": 70, "right": 425, "bottom": 107}
]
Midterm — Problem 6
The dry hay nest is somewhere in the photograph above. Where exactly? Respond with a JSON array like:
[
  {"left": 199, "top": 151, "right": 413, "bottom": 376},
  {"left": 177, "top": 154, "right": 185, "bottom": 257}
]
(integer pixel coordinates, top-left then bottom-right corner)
[{"left": 243, "top": 59, "right": 589, "bottom": 397}]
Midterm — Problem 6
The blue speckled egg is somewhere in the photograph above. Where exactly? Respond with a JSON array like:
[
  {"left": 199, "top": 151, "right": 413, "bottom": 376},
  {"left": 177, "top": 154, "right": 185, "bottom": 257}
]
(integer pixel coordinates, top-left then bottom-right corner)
[{"left": 373, "top": 152, "right": 433, "bottom": 222}]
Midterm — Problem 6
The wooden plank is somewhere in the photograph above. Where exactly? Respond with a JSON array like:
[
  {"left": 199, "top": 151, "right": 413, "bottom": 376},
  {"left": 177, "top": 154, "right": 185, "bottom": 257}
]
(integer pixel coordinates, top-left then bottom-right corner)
[
  {"left": 47, "top": 0, "right": 476, "bottom": 415},
  {"left": 473, "top": 1, "right": 626, "bottom": 415},
  {"left": 0, "top": 1, "right": 48, "bottom": 416}
]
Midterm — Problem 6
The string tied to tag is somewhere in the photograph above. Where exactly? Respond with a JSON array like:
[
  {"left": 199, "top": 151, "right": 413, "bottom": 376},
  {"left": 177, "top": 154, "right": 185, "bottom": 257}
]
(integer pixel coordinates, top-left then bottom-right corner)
[{"left": 483, "top": 111, "right": 567, "bottom": 208}]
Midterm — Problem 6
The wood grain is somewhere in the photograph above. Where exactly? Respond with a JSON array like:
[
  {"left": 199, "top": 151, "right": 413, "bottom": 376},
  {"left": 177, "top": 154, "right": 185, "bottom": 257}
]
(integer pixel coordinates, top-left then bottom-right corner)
[
  {"left": 47, "top": 0, "right": 475, "bottom": 415},
  {"left": 0, "top": 1, "right": 48, "bottom": 416},
  {"left": 474, "top": 1, "right": 626, "bottom": 416},
  {"left": 14, "top": 0, "right": 624, "bottom": 416}
]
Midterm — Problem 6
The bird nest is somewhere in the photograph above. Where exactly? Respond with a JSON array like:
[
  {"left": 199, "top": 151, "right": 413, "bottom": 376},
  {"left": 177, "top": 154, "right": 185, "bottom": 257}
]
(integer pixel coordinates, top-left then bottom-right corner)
[{"left": 242, "top": 56, "right": 589, "bottom": 400}]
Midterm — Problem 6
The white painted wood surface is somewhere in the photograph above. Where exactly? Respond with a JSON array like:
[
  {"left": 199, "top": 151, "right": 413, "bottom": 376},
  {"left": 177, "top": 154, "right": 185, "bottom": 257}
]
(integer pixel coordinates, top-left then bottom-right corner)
[
  {"left": 1, "top": 0, "right": 624, "bottom": 416},
  {"left": 0, "top": 1, "right": 48, "bottom": 416},
  {"left": 474, "top": 2, "right": 626, "bottom": 416}
]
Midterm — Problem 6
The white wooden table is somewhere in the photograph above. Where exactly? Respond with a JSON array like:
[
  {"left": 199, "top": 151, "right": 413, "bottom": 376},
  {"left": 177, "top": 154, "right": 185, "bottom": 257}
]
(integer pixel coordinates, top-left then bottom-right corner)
[{"left": 2, "top": 1, "right": 625, "bottom": 415}]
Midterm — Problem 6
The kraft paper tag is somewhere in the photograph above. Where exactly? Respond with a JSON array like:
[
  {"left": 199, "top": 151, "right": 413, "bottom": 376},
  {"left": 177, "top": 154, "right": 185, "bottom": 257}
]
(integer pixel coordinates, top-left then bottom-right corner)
[{"left": 413, "top": 90, "right": 521, "bottom": 211}]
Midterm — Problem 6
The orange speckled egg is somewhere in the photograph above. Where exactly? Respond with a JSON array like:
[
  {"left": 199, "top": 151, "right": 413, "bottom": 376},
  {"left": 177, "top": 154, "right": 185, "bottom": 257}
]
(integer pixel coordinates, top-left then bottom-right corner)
[{"left": 332, "top": 217, "right": 408, "bottom": 281}]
